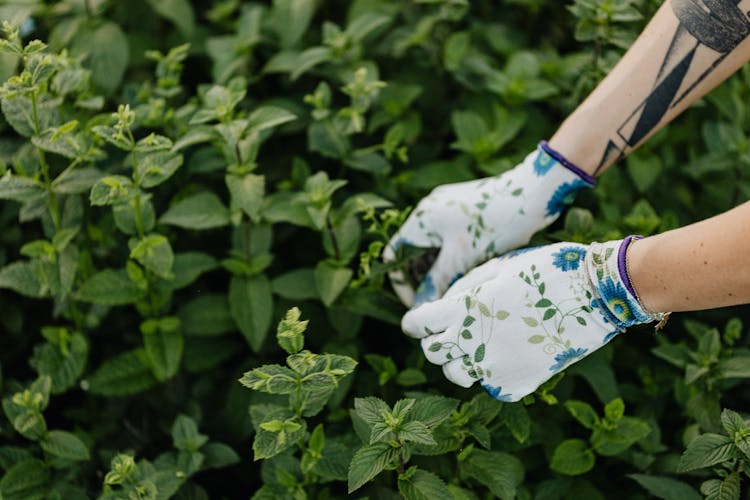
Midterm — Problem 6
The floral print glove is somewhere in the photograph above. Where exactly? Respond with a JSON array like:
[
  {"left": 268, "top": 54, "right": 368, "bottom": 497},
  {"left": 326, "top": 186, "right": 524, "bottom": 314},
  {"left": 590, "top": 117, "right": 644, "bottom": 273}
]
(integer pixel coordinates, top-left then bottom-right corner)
[
  {"left": 400, "top": 237, "right": 668, "bottom": 402},
  {"left": 385, "top": 141, "right": 595, "bottom": 307}
]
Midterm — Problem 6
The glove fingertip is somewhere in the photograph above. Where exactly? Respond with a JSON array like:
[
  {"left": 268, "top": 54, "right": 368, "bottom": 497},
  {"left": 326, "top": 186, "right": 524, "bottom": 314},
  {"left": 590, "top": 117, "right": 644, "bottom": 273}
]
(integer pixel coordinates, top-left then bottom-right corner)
[{"left": 442, "top": 358, "right": 476, "bottom": 388}]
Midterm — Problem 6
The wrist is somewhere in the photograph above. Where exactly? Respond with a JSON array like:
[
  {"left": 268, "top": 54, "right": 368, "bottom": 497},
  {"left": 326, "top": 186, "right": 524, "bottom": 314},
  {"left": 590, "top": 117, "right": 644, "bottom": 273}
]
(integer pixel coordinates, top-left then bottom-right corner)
[
  {"left": 585, "top": 238, "right": 666, "bottom": 330},
  {"left": 625, "top": 235, "right": 666, "bottom": 314},
  {"left": 539, "top": 141, "right": 596, "bottom": 186}
]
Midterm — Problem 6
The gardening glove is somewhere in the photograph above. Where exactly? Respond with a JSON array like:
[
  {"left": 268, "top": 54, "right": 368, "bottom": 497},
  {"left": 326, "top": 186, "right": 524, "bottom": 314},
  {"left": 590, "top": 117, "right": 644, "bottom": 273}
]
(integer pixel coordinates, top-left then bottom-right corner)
[
  {"left": 401, "top": 237, "right": 669, "bottom": 402},
  {"left": 384, "top": 141, "right": 595, "bottom": 307}
]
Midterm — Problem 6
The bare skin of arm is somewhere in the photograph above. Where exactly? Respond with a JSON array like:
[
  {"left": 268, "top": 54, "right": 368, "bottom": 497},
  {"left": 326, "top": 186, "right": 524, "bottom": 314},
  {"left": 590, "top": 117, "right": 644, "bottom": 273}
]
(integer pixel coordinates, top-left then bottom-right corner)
[
  {"left": 549, "top": 0, "right": 750, "bottom": 176},
  {"left": 627, "top": 200, "right": 750, "bottom": 313}
]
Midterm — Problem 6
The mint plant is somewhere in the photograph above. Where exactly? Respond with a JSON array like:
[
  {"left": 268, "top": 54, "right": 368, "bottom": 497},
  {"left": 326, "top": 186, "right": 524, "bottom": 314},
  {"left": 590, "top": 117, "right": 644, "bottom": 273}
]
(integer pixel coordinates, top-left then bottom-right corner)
[{"left": 1, "top": 0, "right": 750, "bottom": 497}]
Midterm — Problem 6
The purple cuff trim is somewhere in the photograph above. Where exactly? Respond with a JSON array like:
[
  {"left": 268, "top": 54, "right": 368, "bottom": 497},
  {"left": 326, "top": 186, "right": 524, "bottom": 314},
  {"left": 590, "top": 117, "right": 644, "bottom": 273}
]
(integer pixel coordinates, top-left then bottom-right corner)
[
  {"left": 539, "top": 141, "right": 596, "bottom": 186},
  {"left": 618, "top": 235, "right": 643, "bottom": 299}
]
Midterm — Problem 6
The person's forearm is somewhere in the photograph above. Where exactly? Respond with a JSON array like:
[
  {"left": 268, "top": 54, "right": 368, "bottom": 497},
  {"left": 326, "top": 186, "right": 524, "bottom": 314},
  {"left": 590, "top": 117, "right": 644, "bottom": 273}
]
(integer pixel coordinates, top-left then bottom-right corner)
[
  {"left": 627, "top": 201, "right": 750, "bottom": 313},
  {"left": 549, "top": 0, "right": 750, "bottom": 176}
]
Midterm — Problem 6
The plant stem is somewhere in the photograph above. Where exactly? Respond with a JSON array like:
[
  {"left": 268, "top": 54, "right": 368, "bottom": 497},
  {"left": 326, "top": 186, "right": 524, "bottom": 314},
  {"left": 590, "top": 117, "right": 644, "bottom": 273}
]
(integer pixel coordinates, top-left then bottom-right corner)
[
  {"left": 326, "top": 213, "right": 341, "bottom": 261},
  {"left": 130, "top": 142, "right": 145, "bottom": 239},
  {"left": 31, "top": 91, "right": 61, "bottom": 231}
]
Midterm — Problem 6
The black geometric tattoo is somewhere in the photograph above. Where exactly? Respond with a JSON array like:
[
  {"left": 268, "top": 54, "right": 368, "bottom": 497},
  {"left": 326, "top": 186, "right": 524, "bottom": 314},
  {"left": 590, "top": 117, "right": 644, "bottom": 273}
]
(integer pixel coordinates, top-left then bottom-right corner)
[{"left": 593, "top": 0, "right": 750, "bottom": 174}]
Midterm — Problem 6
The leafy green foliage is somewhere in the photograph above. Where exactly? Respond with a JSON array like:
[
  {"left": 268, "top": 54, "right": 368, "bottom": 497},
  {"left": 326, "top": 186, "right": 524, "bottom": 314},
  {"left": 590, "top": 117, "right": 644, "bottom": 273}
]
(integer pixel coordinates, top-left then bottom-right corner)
[{"left": 1, "top": 0, "right": 750, "bottom": 497}]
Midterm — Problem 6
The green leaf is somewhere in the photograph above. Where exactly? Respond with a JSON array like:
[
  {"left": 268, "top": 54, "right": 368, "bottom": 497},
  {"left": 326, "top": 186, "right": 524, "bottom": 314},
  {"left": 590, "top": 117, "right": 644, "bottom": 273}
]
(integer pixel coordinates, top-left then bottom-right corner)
[
  {"left": 239, "top": 364, "right": 298, "bottom": 394},
  {"left": 229, "top": 275, "right": 273, "bottom": 352},
  {"left": 678, "top": 433, "right": 736, "bottom": 472},
  {"left": 51, "top": 167, "right": 104, "bottom": 194},
  {"left": 0, "top": 261, "right": 45, "bottom": 298},
  {"left": 627, "top": 154, "right": 662, "bottom": 193},
  {"left": 76, "top": 268, "right": 144, "bottom": 305},
  {"left": 271, "top": 268, "right": 318, "bottom": 300},
  {"left": 269, "top": 0, "right": 317, "bottom": 48},
  {"left": 314, "top": 261, "right": 353, "bottom": 306},
  {"left": 0, "top": 172, "right": 45, "bottom": 202},
  {"left": 501, "top": 403, "right": 531, "bottom": 444},
  {"left": 130, "top": 234, "right": 174, "bottom": 279},
  {"left": 0, "top": 459, "right": 49, "bottom": 500},
  {"left": 201, "top": 442, "right": 240, "bottom": 469},
  {"left": 347, "top": 442, "right": 399, "bottom": 493},
  {"left": 137, "top": 152, "right": 184, "bottom": 189},
  {"left": 226, "top": 173, "right": 265, "bottom": 222},
  {"left": 172, "top": 415, "right": 208, "bottom": 452},
  {"left": 159, "top": 192, "right": 230, "bottom": 230},
  {"left": 71, "top": 21, "right": 129, "bottom": 95},
  {"left": 550, "top": 439, "right": 595, "bottom": 476},
  {"left": 146, "top": 0, "right": 195, "bottom": 37},
  {"left": 565, "top": 400, "right": 600, "bottom": 429},
  {"left": 178, "top": 294, "right": 234, "bottom": 337},
  {"left": 276, "top": 307, "right": 308, "bottom": 355},
  {"left": 716, "top": 354, "right": 750, "bottom": 379},
  {"left": 398, "top": 421, "right": 436, "bottom": 446},
  {"left": 700, "top": 473, "right": 740, "bottom": 500},
  {"left": 87, "top": 349, "right": 156, "bottom": 396},
  {"left": 628, "top": 474, "right": 701, "bottom": 500},
  {"left": 396, "top": 368, "right": 427, "bottom": 387},
  {"left": 354, "top": 397, "right": 391, "bottom": 427},
  {"left": 142, "top": 324, "right": 182, "bottom": 381},
  {"left": 30, "top": 332, "right": 88, "bottom": 394},
  {"left": 169, "top": 252, "right": 218, "bottom": 290},
  {"left": 398, "top": 467, "right": 454, "bottom": 500},
  {"left": 462, "top": 449, "right": 524, "bottom": 500},
  {"left": 592, "top": 416, "right": 651, "bottom": 456},
  {"left": 604, "top": 398, "right": 625, "bottom": 422},
  {"left": 246, "top": 106, "right": 297, "bottom": 133},
  {"left": 528, "top": 335, "right": 545, "bottom": 344},
  {"left": 253, "top": 414, "right": 306, "bottom": 460},
  {"left": 40, "top": 430, "right": 90, "bottom": 461},
  {"left": 89, "top": 175, "right": 137, "bottom": 206}
]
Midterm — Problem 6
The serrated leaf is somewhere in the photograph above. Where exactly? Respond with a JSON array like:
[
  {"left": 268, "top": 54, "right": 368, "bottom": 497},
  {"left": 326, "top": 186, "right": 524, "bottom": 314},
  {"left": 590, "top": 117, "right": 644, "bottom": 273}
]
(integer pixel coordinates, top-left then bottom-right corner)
[
  {"left": 462, "top": 449, "right": 524, "bottom": 499},
  {"left": 628, "top": 474, "right": 701, "bottom": 500},
  {"left": 398, "top": 467, "right": 454, "bottom": 500},
  {"left": 701, "top": 473, "right": 740, "bottom": 500},
  {"left": 0, "top": 459, "right": 49, "bottom": 500},
  {"left": 87, "top": 349, "right": 156, "bottom": 396},
  {"left": 354, "top": 397, "right": 390, "bottom": 427},
  {"left": 501, "top": 403, "right": 531, "bottom": 444},
  {"left": 239, "top": 364, "right": 298, "bottom": 394},
  {"left": 409, "top": 396, "right": 458, "bottom": 428},
  {"left": 347, "top": 442, "right": 399, "bottom": 493},
  {"left": 76, "top": 268, "right": 143, "bottom": 305},
  {"left": 678, "top": 433, "right": 736, "bottom": 472},
  {"left": 399, "top": 421, "right": 436, "bottom": 445}
]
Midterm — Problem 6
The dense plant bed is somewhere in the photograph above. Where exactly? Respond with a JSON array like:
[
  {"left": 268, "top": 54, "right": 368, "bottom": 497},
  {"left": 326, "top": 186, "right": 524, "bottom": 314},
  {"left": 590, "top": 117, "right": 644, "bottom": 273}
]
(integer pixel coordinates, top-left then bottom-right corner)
[{"left": 1, "top": 0, "right": 749, "bottom": 498}]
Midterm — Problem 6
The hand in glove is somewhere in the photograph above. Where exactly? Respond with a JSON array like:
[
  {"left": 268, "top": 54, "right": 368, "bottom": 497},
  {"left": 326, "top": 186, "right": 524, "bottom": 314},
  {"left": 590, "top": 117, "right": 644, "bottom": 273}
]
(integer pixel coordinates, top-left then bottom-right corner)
[
  {"left": 384, "top": 142, "right": 595, "bottom": 307},
  {"left": 400, "top": 237, "right": 668, "bottom": 402}
]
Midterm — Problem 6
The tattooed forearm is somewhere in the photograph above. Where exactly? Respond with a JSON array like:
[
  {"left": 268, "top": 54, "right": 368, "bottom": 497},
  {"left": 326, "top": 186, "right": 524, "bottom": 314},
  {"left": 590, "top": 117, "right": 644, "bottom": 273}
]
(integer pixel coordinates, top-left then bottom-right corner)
[{"left": 590, "top": 0, "right": 750, "bottom": 174}]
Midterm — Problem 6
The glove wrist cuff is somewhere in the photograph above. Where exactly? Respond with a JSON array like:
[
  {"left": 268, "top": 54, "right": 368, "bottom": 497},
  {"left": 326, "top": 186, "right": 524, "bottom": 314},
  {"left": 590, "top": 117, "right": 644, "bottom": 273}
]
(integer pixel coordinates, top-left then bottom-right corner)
[
  {"left": 585, "top": 239, "right": 666, "bottom": 330},
  {"left": 539, "top": 140, "right": 596, "bottom": 186}
]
